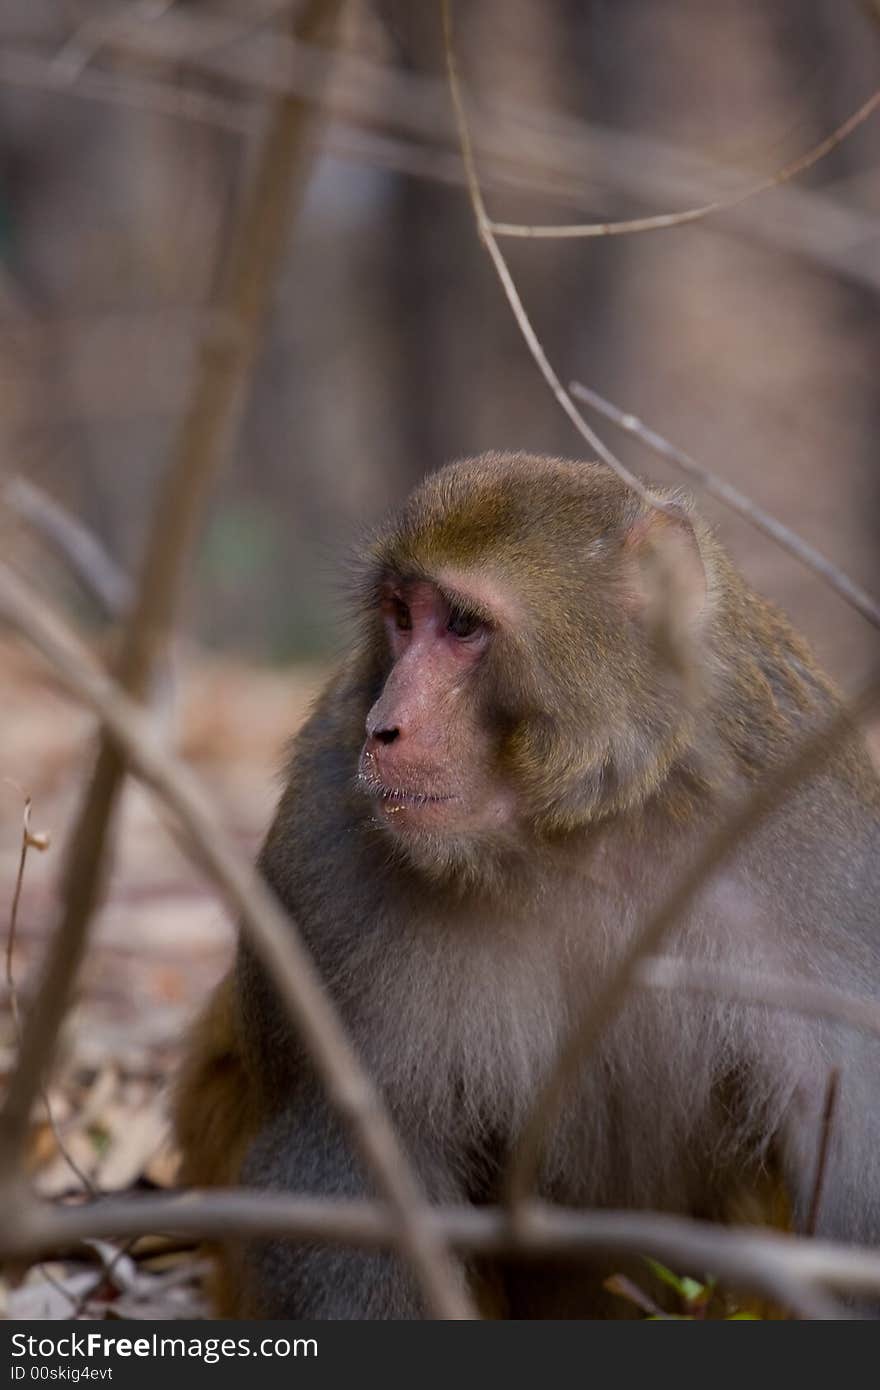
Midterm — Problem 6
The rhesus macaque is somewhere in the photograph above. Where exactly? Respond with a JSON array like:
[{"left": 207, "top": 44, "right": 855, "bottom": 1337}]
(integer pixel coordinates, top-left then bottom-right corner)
[{"left": 174, "top": 452, "right": 880, "bottom": 1318}]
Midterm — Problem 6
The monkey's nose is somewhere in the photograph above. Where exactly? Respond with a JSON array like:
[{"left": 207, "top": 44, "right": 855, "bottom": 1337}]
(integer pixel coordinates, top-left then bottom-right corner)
[{"left": 371, "top": 725, "right": 400, "bottom": 746}]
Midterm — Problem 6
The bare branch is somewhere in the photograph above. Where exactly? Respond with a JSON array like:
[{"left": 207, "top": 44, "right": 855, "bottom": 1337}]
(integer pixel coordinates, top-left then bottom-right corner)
[
  {"left": 441, "top": 0, "right": 662, "bottom": 512},
  {"left": 5, "top": 795, "right": 48, "bottom": 1016},
  {"left": 4, "top": 478, "right": 133, "bottom": 618},
  {"left": 1, "top": 794, "right": 91, "bottom": 1199},
  {"left": 488, "top": 89, "right": 880, "bottom": 239},
  {"left": 569, "top": 382, "right": 880, "bottom": 633},
  {"left": 100, "top": 19, "right": 880, "bottom": 296},
  {"left": 51, "top": 0, "right": 179, "bottom": 85},
  {"left": 3, "top": 791, "right": 95, "bottom": 1223},
  {"left": 5, "top": 1190, "right": 872, "bottom": 1319},
  {"left": 637, "top": 956, "right": 880, "bottom": 1041},
  {"left": 0, "top": 0, "right": 343, "bottom": 1184},
  {"left": 505, "top": 676, "right": 880, "bottom": 1207},
  {"left": 1, "top": 45, "right": 878, "bottom": 292},
  {"left": 0, "top": 563, "right": 476, "bottom": 1321},
  {"left": 0, "top": 48, "right": 256, "bottom": 133},
  {"left": 806, "top": 1070, "right": 839, "bottom": 1238}
]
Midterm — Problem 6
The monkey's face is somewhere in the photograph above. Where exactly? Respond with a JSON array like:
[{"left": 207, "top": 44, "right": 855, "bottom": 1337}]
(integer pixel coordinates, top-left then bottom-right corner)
[
  {"left": 357, "top": 577, "right": 519, "bottom": 847},
  {"left": 355, "top": 452, "right": 708, "bottom": 873}
]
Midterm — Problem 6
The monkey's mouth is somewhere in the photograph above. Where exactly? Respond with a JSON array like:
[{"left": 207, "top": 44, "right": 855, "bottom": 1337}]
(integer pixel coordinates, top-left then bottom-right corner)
[{"left": 357, "top": 771, "right": 456, "bottom": 815}]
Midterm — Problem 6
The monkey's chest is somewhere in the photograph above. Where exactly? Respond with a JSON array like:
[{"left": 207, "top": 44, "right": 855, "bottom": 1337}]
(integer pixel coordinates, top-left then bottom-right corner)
[{"left": 344, "top": 918, "right": 766, "bottom": 1212}]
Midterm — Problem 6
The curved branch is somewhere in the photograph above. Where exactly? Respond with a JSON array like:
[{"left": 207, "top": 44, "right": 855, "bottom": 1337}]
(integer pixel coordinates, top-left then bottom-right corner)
[
  {"left": 488, "top": 89, "right": 880, "bottom": 239},
  {"left": 569, "top": 382, "right": 880, "bottom": 633}
]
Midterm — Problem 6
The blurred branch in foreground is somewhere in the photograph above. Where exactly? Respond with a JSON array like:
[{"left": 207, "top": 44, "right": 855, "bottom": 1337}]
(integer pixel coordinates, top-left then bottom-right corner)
[{"left": 0, "top": 0, "right": 341, "bottom": 1197}]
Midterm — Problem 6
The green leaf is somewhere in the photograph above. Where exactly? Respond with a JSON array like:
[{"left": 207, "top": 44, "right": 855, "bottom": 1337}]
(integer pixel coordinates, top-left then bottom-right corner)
[
  {"left": 643, "top": 1258, "right": 688, "bottom": 1296},
  {"left": 679, "top": 1277, "right": 707, "bottom": 1304}
]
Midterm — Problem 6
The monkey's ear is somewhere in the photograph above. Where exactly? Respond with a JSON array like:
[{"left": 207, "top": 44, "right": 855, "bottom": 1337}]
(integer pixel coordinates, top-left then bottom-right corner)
[{"left": 621, "top": 501, "right": 707, "bottom": 630}]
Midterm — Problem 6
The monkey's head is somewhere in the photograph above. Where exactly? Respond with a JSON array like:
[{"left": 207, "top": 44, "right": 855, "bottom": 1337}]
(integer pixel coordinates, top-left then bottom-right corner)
[{"left": 354, "top": 452, "right": 710, "bottom": 878}]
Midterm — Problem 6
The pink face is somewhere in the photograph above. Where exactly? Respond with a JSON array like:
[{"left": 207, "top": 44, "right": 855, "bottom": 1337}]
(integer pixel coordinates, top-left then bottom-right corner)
[{"left": 357, "top": 579, "right": 516, "bottom": 840}]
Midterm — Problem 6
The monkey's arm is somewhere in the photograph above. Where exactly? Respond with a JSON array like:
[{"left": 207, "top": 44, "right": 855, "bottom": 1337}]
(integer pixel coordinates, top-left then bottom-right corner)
[
  {"left": 173, "top": 973, "right": 262, "bottom": 1190},
  {"left": 174, "top": 976, "right": 469, "bottom": 1319},
  {"left": 172, "top": 974, "right": 269, "bottom": 1316},
  {"left": 238, "top": 1091, "right": 470, "bottom": 1320}
]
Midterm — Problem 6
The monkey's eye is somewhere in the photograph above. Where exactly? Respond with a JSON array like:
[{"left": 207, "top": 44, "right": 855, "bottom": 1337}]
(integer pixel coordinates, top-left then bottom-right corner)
[
  {"left": 446, "top": 605, "right": 483, "bottom": 640},
  {"left": 391, "top": 596, "right": 412, "bottom": 631}
]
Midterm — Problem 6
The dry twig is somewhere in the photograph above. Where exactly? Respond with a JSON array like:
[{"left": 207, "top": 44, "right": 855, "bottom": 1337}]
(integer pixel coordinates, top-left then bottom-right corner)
[
  {"left": 442, "top": 0, "right": 880, "bottom": 629},
  {"left": 51, "top": 0, "right": 179, "bottom": 85},
  {"left": 637, "top": 956, "right": 880, "bottom": 1042},
  {"left": 5, "top": 1190, "right": 870, "bottom": 1320},
  {"left": 569, "top": 382, "right": 880, "bottom": 633},
  {"left": 2, "top": 791, "right": 93, "bottom": 1198},
  {"left": 4, "top": 478, "right": 133, "bottom": 619},
  {"left": 806, "top": 1070, "right": 840, "bottom": 1239},
  {"left": 4, "top": 795, "right": 50, "bottom": 1018},
  {"left": 1, "top": 43, "right": 878, "bottom": 290},
  {"left": 441, "top": 0, "right": 660, "bottom": 511},
  {"left": 2, "top": 792, "right": 90, "bottom": 1302},
  {"left": 488, "top": 89, "right": 880, "bottom": 239}
]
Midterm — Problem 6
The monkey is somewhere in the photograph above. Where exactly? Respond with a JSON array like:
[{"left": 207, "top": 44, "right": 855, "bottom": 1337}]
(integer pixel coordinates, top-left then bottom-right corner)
[{"left": 174, "top": 450, "right": 880, "bottom": 1319}]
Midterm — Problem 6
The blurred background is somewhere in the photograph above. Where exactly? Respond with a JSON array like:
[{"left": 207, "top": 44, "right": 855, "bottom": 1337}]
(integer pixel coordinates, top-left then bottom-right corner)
[
  {"left": 0, "top": 0, "right": 878, "bottom": 1317},
  {"left": 1, "top": 0, "right": 878, "bottom": 668}
]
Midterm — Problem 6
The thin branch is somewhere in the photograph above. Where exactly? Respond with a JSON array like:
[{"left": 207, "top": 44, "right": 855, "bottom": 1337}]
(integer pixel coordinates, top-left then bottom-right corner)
[
  {"left": 806, "top": 1070, "right": 839, "bottom": 1238},
  {"left": 0, "top": 0, "right": 343, "bottom": 1183},
  {"left": 3, "top": 791, "right": 94, "bottom": 1199},
  {"left": 1, "top": 47, "right": 878, "bottom": 293},
  {"left": 569, "top": 382, "right": 880, "bottom": 633},
  {"left": 67, "top": 1236, "right": 140, "bottom": 1320},
  {"left": 505, "top": 676, "right": 880, "bottom": 1208},
  {"left": 0, "top": 48, "right": 256, "bottom": 133},
  {"left": 104, "top": 0, "right": 297, "bottom": 62},
  {"left": 5, "top": 796, "right": 48, "bottom": 1010},
  {"left": 441, "top": 0, "right": 662, "bottom": 512},
  {"left": 4, "top": 1191, "right": 870, "bottom": 1320},
  {"left": 4, "top": 478, "right": 133, "bottom": 619},
  {"left": 0, "top": 563, "right": 476, "bottom": 1321},
  {"left": 488, "top": 89, "right": 880, "bottom": 239},
  {"left": 51, "top": 0, "right": 179, "bottom": 85},
  {"left": 637, "top": 956, "right": 880, "bottom": 1042}
]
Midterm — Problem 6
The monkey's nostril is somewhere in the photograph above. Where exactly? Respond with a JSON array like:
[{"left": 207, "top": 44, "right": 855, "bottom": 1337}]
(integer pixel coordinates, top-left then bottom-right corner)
[{"left": 374, "top": 726, "right": 400, "bottom": 745}]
